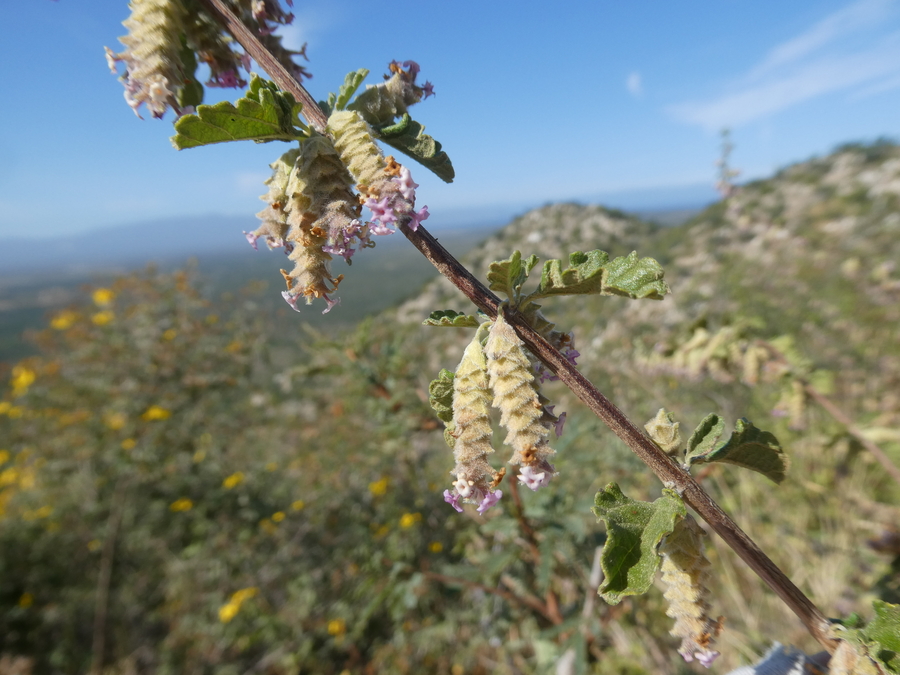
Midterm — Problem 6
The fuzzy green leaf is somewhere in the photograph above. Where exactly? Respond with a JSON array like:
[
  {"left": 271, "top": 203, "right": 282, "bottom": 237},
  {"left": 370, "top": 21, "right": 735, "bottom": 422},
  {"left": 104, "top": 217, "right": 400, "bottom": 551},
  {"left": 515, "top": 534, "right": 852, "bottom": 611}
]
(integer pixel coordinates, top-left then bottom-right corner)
[
  {"left": 334, "top": 69, "right": 369, "bottom": 111},
  {"left": 592, "top": 483, "right": 686, "bottom": 605},
  {"left": 422, "top": 310, "right": 482, "bottom": 328},
  {"left": 684, "top": 414, "right": 726, "bottom": 467},
  {"left": 867, "top": 601, "right": 900, "bottom": 653},
  {"left": 487, "top": 251, "right": 540, "bottom": 301},
  {"left": 839, "top": 601, "right": 900, "bottom": 673},
  {"left": 376, "top": 113, "right": 455, "bottom": 183},
  {"left": 534, "top": 250, "right": 669, "bottom": 300},
  {"left": 690, "top": 418, "right": 788, "bottom": 484},
  {"left": 171, "top": 75, "right": 306, "bottom": 149},
  {"left": 428, "top": 369, "right": 455, "bottom": 424}
]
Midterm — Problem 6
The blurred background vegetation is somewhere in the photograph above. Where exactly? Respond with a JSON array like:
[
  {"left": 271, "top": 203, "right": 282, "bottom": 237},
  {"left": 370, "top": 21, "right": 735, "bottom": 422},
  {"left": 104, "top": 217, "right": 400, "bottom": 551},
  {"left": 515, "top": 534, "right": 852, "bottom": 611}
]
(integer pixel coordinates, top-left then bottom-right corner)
[{"left": 1, "top": 141, "right": 899, "bottom": 674}]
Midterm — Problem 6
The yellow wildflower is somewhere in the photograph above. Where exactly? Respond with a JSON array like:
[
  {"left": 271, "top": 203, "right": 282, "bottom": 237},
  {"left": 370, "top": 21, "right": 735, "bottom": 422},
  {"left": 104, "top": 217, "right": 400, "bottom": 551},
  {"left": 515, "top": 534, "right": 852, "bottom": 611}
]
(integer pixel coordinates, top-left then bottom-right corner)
[
  {"left": 399, "top": 512, "right": 422, "bottom": 529},
  {"left": 18, "top": 593, "right": 34, "bottom": 609},
  {"left": 259, "top": 518, "right": 277, "bottom": 534},
  {"left": 169, "top": 498, "right": 193, "bottom": 512},
  {"left": 0, "top": 450, "right": 9, "bottom": 465},
  {"left": 6, "top": 406, "right": 24, "bottom": 419},
  {"left": 141, "top": 405, "right": 171, "bottom": 421},
  {"left": 368, "top": 477, "right": 388, "bottom": 496},
  {"left": 121, "top": 438, "right": 136, "bottom": 450},
  {"left": 222, "top": 472, "right": 244, "bottom": 489},
  {"left": 0, "top": 402, "right": 9, "bottom": 415},
  {"left": 291, "top": 499, "right": 305, "bottom": 511},
  {"left": 50, "top": 310, "right": 78, "bottom": 330},
  {"left": 218, "top": 602, "right": 239, "bottom": 623},
  {"left": 11, "top": 365, "right": 36, "bottom": 396},
  {"left": 429, "top": 542, "right": 443, "bottom": 553},
  {"left": 87, "top": 539, "right": 102, "bottom": 552},
  {"left": 162, "top": 329, "right": 177, "bottom": 341},
  {"left": 271, "top": 511, "right": 285, "bottom": 523},
  {"left": 0, "top": 467, "right": 19, "bottom": 488},
  {"left": 92, "top": 288, "right": 116, "bottom": 306},
  {"left": 91, "top": 310, "right": 115, "bottom": 326},
  {"left": 218, "top": 587, "right": 258, "bottom": 623},
  {"left": 192, "top": 449, "right": 206, "bottom": 463},
  {"left": 225, "top": 340, "right": 242, "bottom": 353},
  {"left": 327, "top": 619, "right": 346, "bottom": 636}
]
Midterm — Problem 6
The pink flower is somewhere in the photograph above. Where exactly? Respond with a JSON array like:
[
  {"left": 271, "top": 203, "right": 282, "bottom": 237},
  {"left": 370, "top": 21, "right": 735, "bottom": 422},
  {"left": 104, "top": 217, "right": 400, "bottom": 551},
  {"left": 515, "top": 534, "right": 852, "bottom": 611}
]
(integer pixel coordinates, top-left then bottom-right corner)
[
  {"left": 408, "top": 206, "right": 429, "bottom": 231},
  {"left": 518, "top": 463, "right": 555, "bottom": 491},
  {"left": 243, "top": 231, "right": 260, "bottom": 250},
  {"left": 443, "top": 489, "right": 464, "bottom": 513},
  {"left": 476, "top": 489, "right": 502, "bottom": 515}
]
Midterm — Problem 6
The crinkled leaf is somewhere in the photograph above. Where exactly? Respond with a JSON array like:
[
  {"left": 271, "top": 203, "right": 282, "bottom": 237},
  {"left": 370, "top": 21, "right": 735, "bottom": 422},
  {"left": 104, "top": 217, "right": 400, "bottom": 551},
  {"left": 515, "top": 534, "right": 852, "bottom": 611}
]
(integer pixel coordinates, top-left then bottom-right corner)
[
  {"left": 487, "top": 251, "right": 540, "bottom": 302},
  {"left": 334, "top": 68, "right": 369, "bottom": 111},
  {"left": 592, "top": 483, "right": 686, "bottom": 605},
  {"left": 422, "top": 310, "right": 481, "bottom": 328},
  {"left": 860, "top": 600, "right": 900, "bottom": 673},
  {"left": 838, "top": 602, "right": 900, "bottom": 674},
  {"left": 684, "top": 414, "right": 726, "bottom": 468},
  {"left": 428, "top": 369, "right": 455, "bottom": 424},
  {"left": 172, "top": 75, "right": 307, "bottom": 149},
  {"left": 376, "top": 113, "right": 455, "bottom": 183},
  {"left": 691, "top": 418, "right": 788, "bottom": 484},
  {"left": 535, "top": 250, "right": 669, "bottom": 300}
]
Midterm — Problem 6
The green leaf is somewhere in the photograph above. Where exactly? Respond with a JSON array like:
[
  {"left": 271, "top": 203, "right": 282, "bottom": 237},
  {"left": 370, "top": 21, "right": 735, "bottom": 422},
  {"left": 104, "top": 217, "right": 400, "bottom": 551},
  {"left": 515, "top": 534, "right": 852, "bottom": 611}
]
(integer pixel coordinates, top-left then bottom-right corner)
[
  {"left": 592, "top": 483, "right": 686, "bottom": 605},
  {"left": 839, "top": 601, "right": 900, "bottom": 674},
  {"left": 334, "top": 69, "right": 369, "bottom": 111},
  {"left": 428, "top": 369, "right": 455, "bottom": 424},
  {"left": 422, "top": 310, "right": 482, "bottom": 328},
  {"left": 690, "top": 418, "right": 788, "bottom": 484},
  {"left": 486, "top": 251, "right": 540, "bottom": 302},
  {"left": 376, "top": 114, "right": 455, "bottom": 183},
  {"left": 684, "top": 414, "right": 726, "bottom": 467},
  {"left": 863, "top": 600, "right": 900, "bottom": 656},
  {"left": 171, "top": 75, "right": 307, "bottom": 149},
  {"left": 534, "top": 250, "right": 669, "bottom": 300}
]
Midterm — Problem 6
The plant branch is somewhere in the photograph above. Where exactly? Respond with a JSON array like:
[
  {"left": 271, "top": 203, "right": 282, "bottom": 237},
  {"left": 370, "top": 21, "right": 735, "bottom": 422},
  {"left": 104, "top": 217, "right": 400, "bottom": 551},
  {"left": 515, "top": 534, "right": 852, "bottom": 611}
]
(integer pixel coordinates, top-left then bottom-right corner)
[
  {"left": 198, "top": 0, "right": 838, "bottom": 653},
  {"left": 195, "top": 0, "right": 328, "bottom": 132}
]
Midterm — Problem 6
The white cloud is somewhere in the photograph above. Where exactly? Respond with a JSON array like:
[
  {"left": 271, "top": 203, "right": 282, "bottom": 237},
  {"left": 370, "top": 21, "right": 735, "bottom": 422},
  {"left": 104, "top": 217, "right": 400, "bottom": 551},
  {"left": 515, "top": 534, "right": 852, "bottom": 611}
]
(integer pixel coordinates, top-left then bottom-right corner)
[
  {"left": 669, "top": 0, "right": 900, "bottom": 130},
  {"left": 626, "top": 71, "right": 643, "bottom": 97}
]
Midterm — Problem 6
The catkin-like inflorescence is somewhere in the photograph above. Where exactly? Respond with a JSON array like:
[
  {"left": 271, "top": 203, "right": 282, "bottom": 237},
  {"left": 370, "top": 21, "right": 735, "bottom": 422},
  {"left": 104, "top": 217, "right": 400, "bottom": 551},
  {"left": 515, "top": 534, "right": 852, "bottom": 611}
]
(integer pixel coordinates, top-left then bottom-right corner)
[
  {"left": 248, "top": 149, "right": 299, "bottom": 251},
  {"left": 108, "top": 0, "right": 188, "bottom": 118},
  {"left": 278, "top": 134, "right": 360, "bottom": 312},
  {"left": 444, "top": 334, "right": 499, "bottom": 512},
  {"left": 327, "top": 111, "right": 389, "bottom": 190},
  {"left": 485, "top": 313, "right": 556, "bottom": 489},
  {"left": 349, "top": 61, "right": 429, "bottom": 128},
  {"left": 658, "top": 515, "right": 723, "bottom": 668}
]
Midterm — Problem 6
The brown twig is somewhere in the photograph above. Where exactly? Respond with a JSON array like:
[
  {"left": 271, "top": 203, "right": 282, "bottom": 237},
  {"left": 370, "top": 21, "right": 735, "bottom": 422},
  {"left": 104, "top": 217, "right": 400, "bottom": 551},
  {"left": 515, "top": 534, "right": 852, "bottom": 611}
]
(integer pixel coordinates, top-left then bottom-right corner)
[{"left": 192, "top": 0, "right": 838, "bottom": 653}]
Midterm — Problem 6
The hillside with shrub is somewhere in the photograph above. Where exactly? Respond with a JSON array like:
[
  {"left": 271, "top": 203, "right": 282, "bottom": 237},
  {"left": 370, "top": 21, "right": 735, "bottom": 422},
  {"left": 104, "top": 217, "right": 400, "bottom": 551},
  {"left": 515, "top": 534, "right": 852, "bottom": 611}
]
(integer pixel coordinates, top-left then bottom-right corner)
[{"left": 1, "top": 141, "right": 898, "bottom": 674}]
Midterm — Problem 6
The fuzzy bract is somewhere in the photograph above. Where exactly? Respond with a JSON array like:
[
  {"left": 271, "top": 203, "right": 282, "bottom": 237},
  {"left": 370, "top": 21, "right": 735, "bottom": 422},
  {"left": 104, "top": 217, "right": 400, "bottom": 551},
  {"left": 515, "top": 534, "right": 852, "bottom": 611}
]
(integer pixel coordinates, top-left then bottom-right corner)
[{"left": 485, "top": 312, "right": 557, "bottom": 482}]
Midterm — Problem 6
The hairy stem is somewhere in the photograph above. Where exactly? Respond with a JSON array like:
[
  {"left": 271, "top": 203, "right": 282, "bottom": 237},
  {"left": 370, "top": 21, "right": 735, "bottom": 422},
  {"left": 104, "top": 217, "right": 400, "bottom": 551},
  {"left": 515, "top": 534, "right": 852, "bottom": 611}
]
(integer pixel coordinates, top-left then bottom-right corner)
[{"left": 196, "top": 0, "right": 838, "bottom": 653}]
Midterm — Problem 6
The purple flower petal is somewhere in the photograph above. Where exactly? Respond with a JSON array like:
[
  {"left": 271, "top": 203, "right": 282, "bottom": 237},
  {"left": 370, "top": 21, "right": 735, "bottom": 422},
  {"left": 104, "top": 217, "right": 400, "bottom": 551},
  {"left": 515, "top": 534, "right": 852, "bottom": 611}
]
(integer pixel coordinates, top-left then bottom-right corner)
[
  {"left": 476, "top": 490, "right": 502, "bottom": 515},
  {"left": 409, "top": 206, "right": 429, "bottom": 232},
  {"left": 443, "top": 489, "right": 464, "bottom": 513},
  {"left": 243, "top": 231, "right": 260, "bottom": 250},
  {"left": 281, "top": 291, "right": 301, "bottom": 312},
  {"left": 554, "top": 412, "right": 567, "bottom": 438}
]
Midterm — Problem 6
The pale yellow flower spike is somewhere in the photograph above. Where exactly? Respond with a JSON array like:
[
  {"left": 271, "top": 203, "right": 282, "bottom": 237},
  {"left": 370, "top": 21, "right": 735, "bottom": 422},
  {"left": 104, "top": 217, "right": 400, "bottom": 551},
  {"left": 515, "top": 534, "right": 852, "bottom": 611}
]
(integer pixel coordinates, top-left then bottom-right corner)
[
  {"left": 485, "top": 312, "right": 556, "bottom": 469},
  {"left": 326, "top": 110, "right": 388, "bottom": 189},
  {"left": 281, "top": 134, "right": 359, "bottom": 310},
  {"left": 251, "top": 149, "right": 300, "bottom": 247},
  {"left": 450, "top": 330, "right": 496, "bottom": 500},
  {"left": 658, "top": 515, "right": 723, "bottom": 667},
  {"left": 115, "top": 0, "right": 187, "bottom": 118}
]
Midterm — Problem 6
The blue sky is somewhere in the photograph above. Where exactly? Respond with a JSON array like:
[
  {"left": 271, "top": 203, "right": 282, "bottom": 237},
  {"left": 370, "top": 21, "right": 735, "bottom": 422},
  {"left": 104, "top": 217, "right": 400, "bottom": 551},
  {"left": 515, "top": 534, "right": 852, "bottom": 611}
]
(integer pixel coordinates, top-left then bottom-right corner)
[{"left": 3, "top": 0, "right": 900, "bottom": 239}]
